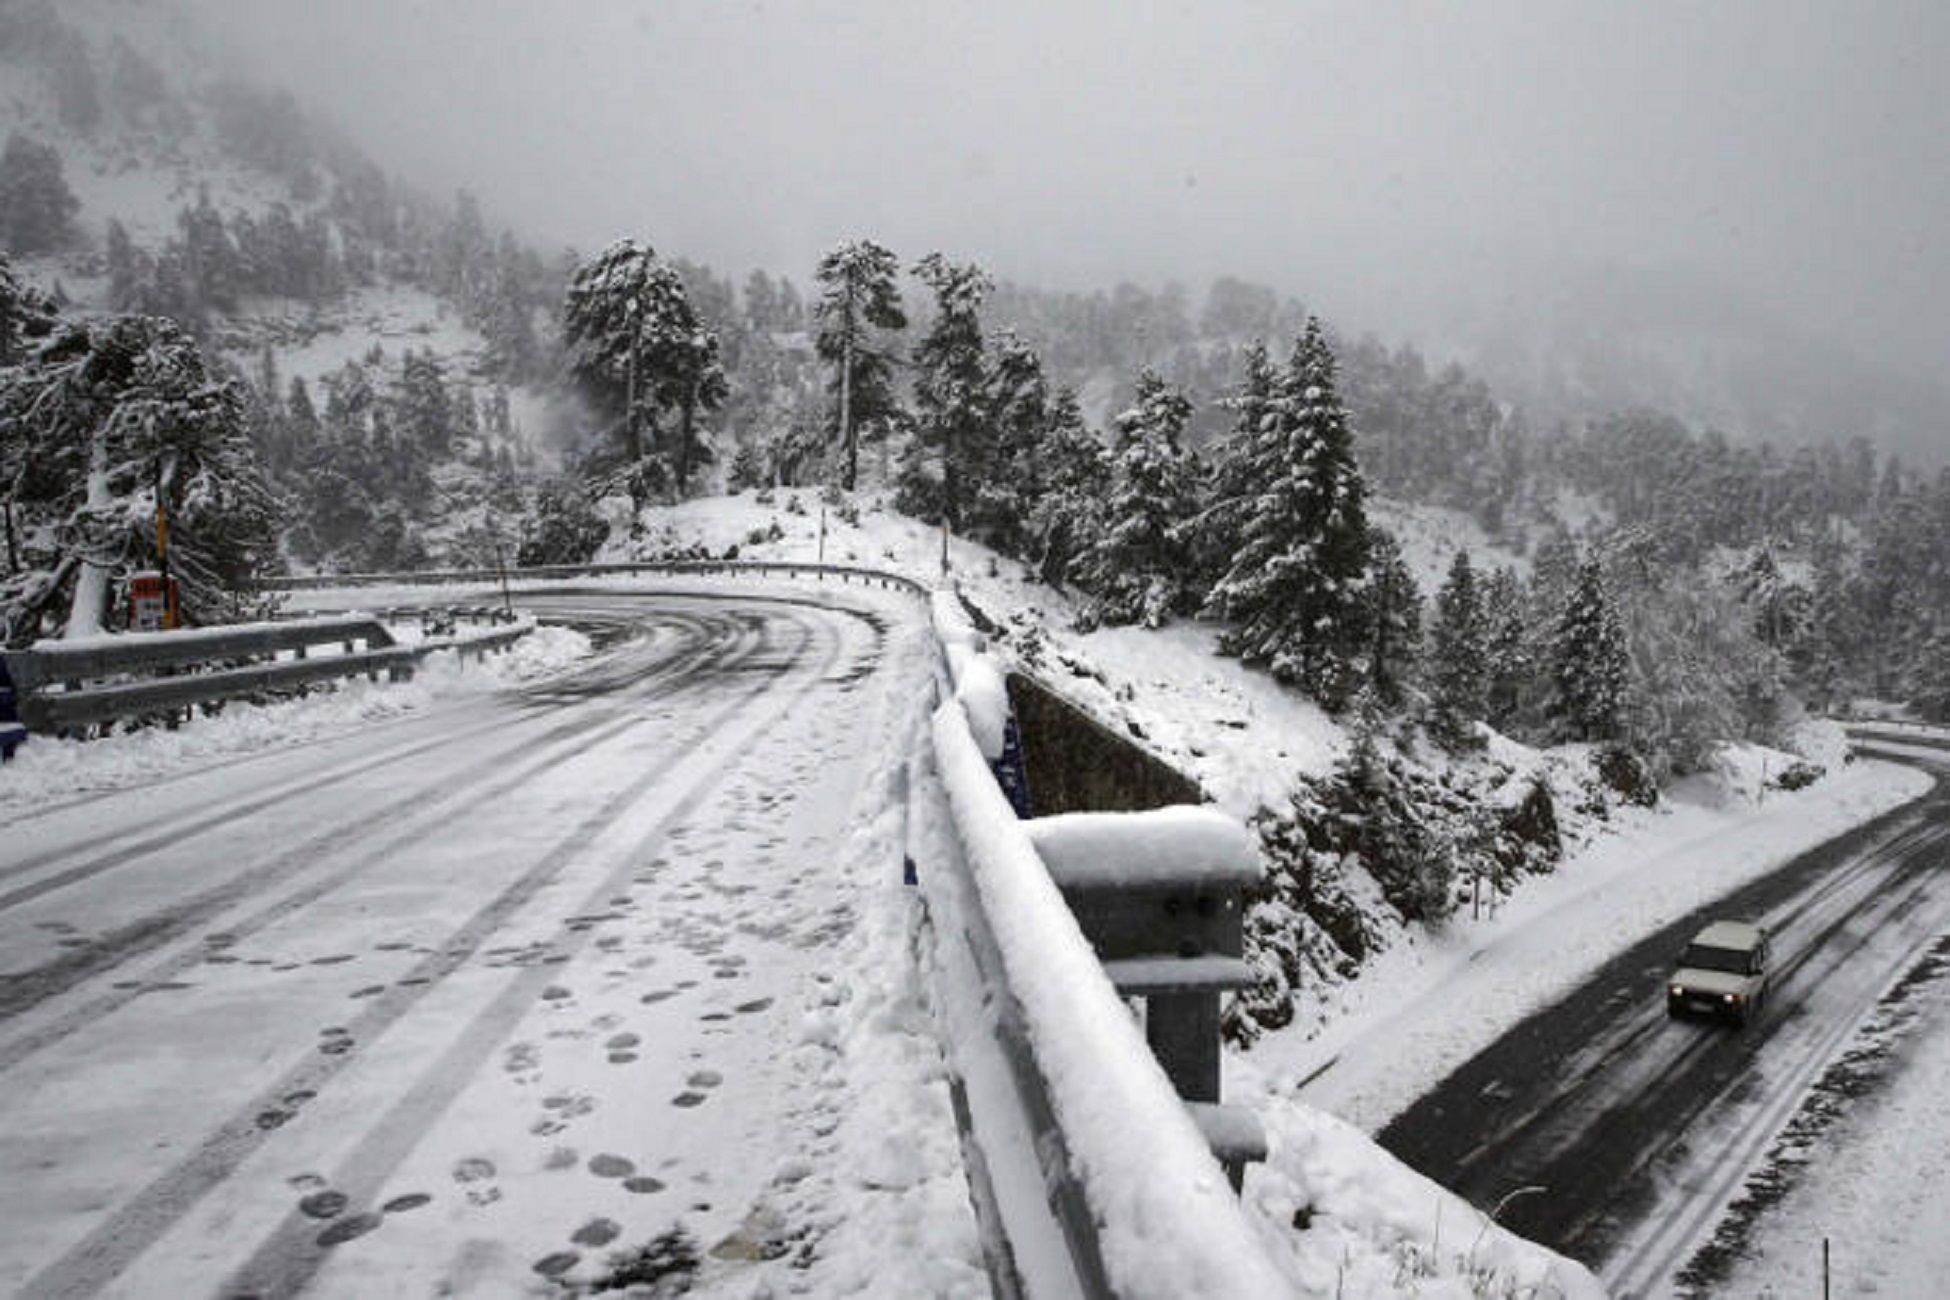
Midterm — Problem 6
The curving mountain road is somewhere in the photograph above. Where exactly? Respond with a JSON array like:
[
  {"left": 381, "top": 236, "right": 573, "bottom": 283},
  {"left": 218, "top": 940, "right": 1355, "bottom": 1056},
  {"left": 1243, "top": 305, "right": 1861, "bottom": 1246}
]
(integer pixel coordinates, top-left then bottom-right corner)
[
  {"left": 1379, "top": 741, "right": 1950, "bottom": 1297},
  {"left": 0, "top": 587, "right": 970, "bottom": 1298}
]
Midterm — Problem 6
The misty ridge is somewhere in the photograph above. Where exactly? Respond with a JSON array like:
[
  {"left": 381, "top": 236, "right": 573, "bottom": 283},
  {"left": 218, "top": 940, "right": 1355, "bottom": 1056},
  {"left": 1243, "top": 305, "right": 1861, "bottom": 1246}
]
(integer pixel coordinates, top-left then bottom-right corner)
[{"left": 1, "top": 0, "right": 1947, "bottom": 744}]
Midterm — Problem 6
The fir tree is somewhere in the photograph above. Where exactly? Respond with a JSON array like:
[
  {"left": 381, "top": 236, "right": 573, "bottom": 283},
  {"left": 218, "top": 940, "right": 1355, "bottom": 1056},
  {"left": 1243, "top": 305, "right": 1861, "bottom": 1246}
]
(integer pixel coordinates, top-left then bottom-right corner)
[
  {"left": 900, "top": 253, "right": 991, "bottom": 531},
  {"left": 1480, "top": 566, "right": 1531, "bottom": 731},
  {"left": 1429, "top": 549, "right": 1488, "bottom": 747},
  {"left": 1206, "top": 318, "right": 1372, "bottom": 707},
  {"left": 0, "top": 133, "right": 79, "bottom": 254},
  {"left": 1069, "top": 369, "right": 1202, "bottom": 628},
  {"left": 967, "top": 330, "right": 1050, "bottom": 555},
  {"left": 1362, "top": 527, "right": 1421, "bottom": 708},
  {"left": 1022, "top": 388, "right": 1108, "bottom": 588},
  {"left": 1550, "top": 557, "right": 1630, "bottom": 742},
  {"left": 1192, "top": 338, "right": 1277, "bottom": 591},
  {"left": 813, "top": 239, "right": 906, "bottom": 490}
]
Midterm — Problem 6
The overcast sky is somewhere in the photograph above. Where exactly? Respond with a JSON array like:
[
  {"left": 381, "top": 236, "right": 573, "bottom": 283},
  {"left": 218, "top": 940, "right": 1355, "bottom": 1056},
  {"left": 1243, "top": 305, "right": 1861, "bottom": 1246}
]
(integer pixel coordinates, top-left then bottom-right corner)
[{"left": 186, "top": 0, "right": 1949, "bottom": 374}]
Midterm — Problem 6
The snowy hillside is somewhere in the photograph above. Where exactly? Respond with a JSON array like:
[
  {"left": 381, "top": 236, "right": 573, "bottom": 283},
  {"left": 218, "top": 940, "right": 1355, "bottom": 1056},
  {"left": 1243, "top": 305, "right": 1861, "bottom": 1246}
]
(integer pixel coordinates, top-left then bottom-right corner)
[{"left": 0, "top": 0, "right": 570, "bottom": 575}]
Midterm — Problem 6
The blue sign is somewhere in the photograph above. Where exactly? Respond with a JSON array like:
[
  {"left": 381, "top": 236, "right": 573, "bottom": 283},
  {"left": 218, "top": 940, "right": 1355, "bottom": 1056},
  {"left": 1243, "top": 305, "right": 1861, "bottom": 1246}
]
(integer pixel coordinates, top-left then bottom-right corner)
[{"left": 990, "top": 713, "right": 1033, "bottom": 819}]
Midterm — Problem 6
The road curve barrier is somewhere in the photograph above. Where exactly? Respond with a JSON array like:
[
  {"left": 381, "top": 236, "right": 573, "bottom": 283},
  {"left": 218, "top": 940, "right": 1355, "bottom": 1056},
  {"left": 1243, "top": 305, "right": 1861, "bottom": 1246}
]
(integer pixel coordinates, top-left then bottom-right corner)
[
  {"left": 1, "top": 614, "right": 531, "bottom": 739},
  {"left": 924, "top": 592, "right": 1287, "bottom": 1300}
]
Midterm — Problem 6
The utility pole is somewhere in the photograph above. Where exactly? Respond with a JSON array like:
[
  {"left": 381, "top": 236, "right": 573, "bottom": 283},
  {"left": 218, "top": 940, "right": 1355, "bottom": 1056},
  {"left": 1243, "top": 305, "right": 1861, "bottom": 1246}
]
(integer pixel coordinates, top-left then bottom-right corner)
[{"left": 153, "top": 456, "right": 176, "bottom": 629}]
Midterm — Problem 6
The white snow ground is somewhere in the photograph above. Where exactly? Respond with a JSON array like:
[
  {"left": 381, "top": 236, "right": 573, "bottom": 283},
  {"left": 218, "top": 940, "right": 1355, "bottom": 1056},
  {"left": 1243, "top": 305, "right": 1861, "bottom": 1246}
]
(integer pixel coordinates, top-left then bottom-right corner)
[{"left": 0, "top": 582, "right": 984, "bottom": 1297}]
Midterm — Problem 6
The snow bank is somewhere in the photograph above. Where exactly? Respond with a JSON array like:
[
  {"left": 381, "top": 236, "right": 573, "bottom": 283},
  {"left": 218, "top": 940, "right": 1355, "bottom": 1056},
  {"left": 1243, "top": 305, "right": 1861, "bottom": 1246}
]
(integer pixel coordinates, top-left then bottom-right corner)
[
  {"left": 1247, "top": 1104, "right": 1605, "bottom": 1299},
  {"left": 1027, "top": 807, "right": 1260, "bottom": 891},
  {"left": 930, "top": 701, "right": 1291, "bottom": 1299}
]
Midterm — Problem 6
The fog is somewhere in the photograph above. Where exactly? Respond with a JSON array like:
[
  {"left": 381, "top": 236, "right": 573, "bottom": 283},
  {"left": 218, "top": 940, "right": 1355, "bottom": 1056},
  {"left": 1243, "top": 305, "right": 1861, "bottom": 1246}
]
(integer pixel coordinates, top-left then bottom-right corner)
[{"left": 188, "top": 0, "right": 1948, "bottom": 402}]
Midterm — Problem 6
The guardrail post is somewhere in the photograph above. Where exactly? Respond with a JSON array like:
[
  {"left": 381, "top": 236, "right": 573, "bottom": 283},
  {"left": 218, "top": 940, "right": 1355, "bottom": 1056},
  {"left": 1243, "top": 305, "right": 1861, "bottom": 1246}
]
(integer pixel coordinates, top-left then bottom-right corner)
[{"left": 1030, "top": 816, "right": 1267, "bottom": 1191}]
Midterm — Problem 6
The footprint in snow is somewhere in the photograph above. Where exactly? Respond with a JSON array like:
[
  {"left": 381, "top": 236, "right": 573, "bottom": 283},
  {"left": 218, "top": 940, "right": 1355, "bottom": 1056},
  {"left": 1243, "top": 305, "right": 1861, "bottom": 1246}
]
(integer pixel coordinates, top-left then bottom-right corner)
[
  {"left": 382, "top": 1192, "right": 431, "bottom": 1213},
  {"left": 588, "top": 1153, "right": 635, "bottom": 1178},
  {"left": 316, "top": 1212, "right": 383, "bottom": 1247},
  {"left": 299, "top": 1190, "right": 349, "bottom": 1219},
  {"left": 572, "top": 1218, "right": 621, "bottom": 1247},
  {"left": 686, "top": 1070, "right": 723, "bottom": 1089},
  {"left": 452, "top": 1157, "right": 496, "bottom": 1184},
  {"left": 623, "top": 1175, "right": 666, "bottom": 1194},
  {"left": 532, "top": 1251, "right": 579, "bottom": 1278},
  {"left": 671, "top": 1092, "right": 708, "bottom": 1108},
  {"left": 640, "top": 990, "right": 676, "bottom": 1004}
]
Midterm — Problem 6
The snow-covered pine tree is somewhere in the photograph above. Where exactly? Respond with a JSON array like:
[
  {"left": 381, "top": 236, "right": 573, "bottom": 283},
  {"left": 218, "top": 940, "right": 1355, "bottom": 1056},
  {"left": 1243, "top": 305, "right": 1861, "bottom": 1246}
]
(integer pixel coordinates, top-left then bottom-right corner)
[
  {"left": 0, "top": 133, "right": 78, "bottom": 255},
  {"left": 1480, "top": 566, "right": 1531, "bottom": 731},
  {"left": 1022, "top": 387, "right": 1108, "bottom": 588},
  {"left": 1362, "top": 527, "right": 1421, "bottom": 708},
  {"left": 1206, "top": 318, "right": 1372, "bottom": 707},
  {"left": 812, "top": 240, "right": 906, "bottom": 491},
  {"left": 393, "top": 349, "right": 452, "bottom": 457},
  {"left": 1549, "top": 557, "right": 1630, "bottom": 743},
  {"left": 0, "top": 313, "right": 279, "bottom": 640},
  {"left": 967, "top": 329, "right": 1050, "bottom": 556},
  {"left": 1069, "top": 369, "right": 1202, "bottom": 628},
  {"left": 1430, "top": 549, "right": 1488, "bottom": 746},
  {"left": 563, "top": 240, "right": 725, "bottom": 507},
  {"left": 900, "top": 253, "right": 991, "bottom": 532},
  {"left": 1190, "top": 338, "right": 1276, "bottom": 594}
]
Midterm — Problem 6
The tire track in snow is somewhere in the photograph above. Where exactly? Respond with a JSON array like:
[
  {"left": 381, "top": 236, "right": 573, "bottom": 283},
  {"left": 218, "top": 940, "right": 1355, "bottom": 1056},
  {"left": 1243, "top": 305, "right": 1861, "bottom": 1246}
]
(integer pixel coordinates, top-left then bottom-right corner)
[
  {"left": 15, "top": 604, "right": 853, "bottom": 1300},
  {"left": 0, "top": 623, "right": 756, "bottom": 1067},
  {"left": 219, "top": 606, "right": 868, "bottom": 1299},
  {"left": 0, "top": 615, "right": 753, "bottom": 1028}
]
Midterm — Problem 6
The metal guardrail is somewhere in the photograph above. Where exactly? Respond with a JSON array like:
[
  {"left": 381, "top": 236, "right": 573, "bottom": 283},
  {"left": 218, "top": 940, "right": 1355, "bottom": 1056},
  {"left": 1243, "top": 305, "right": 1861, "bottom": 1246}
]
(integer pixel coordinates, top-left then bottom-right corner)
[
  {"left": 925, "top": 594, "right": 1286, "bottom": 1299},
  {"left": 4, "top": 615, "right": 396, "bottom": 694},
  {"left": 2, "top": 616, "right": 530, "bottom": 734},
  {"left": 4, "top": 559, "right": 927, "bottom": 741},
  {"left": 259, "top": 558, "right": 932, "bottom": 598}
]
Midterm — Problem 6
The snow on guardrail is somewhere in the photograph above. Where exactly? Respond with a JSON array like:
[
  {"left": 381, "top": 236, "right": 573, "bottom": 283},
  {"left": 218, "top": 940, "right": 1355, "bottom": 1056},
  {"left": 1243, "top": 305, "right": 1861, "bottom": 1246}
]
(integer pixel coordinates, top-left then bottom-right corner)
[{"left": 927, "top": 592, "right": 1289, "bottom": 1299}]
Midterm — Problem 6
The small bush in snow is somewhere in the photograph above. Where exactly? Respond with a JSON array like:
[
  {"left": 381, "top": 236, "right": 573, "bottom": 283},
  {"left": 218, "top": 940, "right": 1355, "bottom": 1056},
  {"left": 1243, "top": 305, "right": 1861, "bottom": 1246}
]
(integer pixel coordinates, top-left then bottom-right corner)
[
  {"left": 1595, "top": 744, "right": 1657, "bottom": 807},
  {"left": 783, "top": 492, "right": 805, "bottom": 516},
  {"left": 1769, "top": 760, "right": 1823, "bottom": 792}
]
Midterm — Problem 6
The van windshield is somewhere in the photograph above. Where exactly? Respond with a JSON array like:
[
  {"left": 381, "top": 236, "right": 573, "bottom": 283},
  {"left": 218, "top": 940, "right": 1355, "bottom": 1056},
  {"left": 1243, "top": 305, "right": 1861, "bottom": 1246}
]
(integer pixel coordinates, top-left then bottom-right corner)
[{"left": 1681, "top": 944, "right": 1752, "bottom": 974}]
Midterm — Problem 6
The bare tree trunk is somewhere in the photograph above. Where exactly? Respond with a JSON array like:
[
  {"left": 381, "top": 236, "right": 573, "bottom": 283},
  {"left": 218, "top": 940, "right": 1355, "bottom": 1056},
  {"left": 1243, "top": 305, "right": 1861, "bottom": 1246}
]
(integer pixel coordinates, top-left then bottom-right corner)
[
  {"left": 840, "top": 329, "right": 855, "bottom": 491},
  {"left": 839, "top": 279, "right": 856, "bottom": 491}
]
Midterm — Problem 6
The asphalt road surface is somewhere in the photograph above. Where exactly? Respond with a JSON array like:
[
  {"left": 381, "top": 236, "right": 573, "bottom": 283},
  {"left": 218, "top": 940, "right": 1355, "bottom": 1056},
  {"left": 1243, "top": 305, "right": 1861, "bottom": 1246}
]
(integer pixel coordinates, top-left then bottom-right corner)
[{"left": 1379, "top": 740, "right": 1950, "bottom": 1297}]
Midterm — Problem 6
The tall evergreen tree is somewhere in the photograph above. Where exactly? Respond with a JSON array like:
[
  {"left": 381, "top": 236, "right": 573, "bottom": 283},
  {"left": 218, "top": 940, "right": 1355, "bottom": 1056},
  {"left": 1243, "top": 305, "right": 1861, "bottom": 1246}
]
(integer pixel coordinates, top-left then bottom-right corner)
[
  {"left": 1206, "top": 318, "right": 1372, "bottom": 707},
  {"left": 1023, "top": 388, "right": 1108, "bottom": 588},
  {"left": 1362, "top": 527, "right": 1421, "bottom": 708},
  {"left": 900, "top": 253, "right": 991, "bottom": 532},
  {"left": 1069, "top": 369, "right": 1202, "bottom": 628},
  {"left": 813, "top": 240, "right": 906, "bottom": 491},
  {"left": 1550, "top": 557, "right": 1630, "bottom": 742},
  {"left": 563, "top": 239, "right": 724, "bottom": 506},
  {"left": 1192, "top": 338, "right": 1277, "bottom": 591},
  {"left": 1480, "top": 566, "right": 1531, "bottom": 731},
  {"left": 966, "top": 329, "right": 1050, "bottom": 555},
  {"left": 1429, "top": 549, "right": 1488, "bottom": 746},
  {"left": 0, "top": 133, "right": 79, "bottom": 254}
]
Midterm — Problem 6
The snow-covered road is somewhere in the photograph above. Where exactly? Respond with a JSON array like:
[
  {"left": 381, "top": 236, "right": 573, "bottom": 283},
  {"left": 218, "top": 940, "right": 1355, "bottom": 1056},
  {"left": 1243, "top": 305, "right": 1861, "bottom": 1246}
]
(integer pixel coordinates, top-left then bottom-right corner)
[{"left": 0, "top": 588, "right": 982, "bottom": 1297}]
